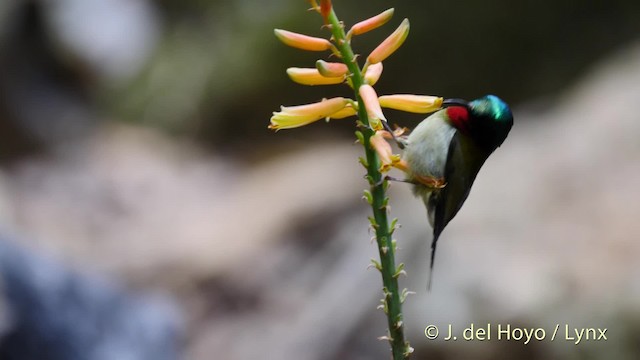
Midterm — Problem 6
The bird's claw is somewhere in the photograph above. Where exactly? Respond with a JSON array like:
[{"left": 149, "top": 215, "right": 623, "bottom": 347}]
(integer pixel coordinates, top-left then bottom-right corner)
[
  {"left": 415, "top": 175, "right": 446, "bottom": 189},
  {"left": 373, "top": 175, "right": 391, "bottom": 188}
]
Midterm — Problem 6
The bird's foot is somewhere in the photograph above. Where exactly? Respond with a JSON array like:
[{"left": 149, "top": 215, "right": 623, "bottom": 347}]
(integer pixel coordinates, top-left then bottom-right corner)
[
  {"left": 373, "top": 174, "right": 418, "bottom": 187},
  {"left": 381, "top": 175, "right": 417, "bottom": 186},
  {"left": 414, "top": 175, "right": 446, "bottom": 189}
]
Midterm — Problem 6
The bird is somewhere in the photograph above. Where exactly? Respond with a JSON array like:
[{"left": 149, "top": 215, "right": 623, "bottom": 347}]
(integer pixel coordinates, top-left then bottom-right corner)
[{"left": 400, "top": 95, "right": 513, "bottom": 289}]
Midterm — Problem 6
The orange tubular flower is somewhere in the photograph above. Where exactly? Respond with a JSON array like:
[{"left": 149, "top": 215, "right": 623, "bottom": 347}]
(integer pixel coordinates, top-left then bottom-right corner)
[
  {"left": 319, "top": 0, "right": 332, "bottom": 21},
  {"left": 364, "top": 62, "right": 383, "bottom": 86},
  {"left": 359, "top": 84, "right": 386, "bottom": 131},
  {"left": 326, "top": 105, "right": 357, "bottom": 119},
  {"left": 287, "top": 68, "right": 345, "bottom": 85},
  {"left": 349, "top": 8, "right": 394, "bottom": 36},
  {"left": 370, "top": 131, "right": 401, "bottom": 172},
  {"left": 269, "top": 97, "right": 349, "bottom": 130},
  {"left": 378, "top": 95, "right": 443, "bottom": 113},
  {"left": 274, "top": 29, "right": 332, "bottom": 51},
  {"left": 316, "top": 60, "right": 349, "bottom": 78},
  {"left": 366, "top": 18, "right": 410, "bottom": 64}
]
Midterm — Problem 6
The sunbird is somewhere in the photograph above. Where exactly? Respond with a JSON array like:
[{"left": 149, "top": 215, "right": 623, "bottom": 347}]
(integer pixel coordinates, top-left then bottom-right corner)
[{"left": 401, "top": 95, "right": 513, "bottom": 289}]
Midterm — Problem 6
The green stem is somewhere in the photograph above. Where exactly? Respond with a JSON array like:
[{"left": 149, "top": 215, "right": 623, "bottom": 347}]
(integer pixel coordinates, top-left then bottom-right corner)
[{"left": 325, "top": 8, "right": 411, "bottom": 360}]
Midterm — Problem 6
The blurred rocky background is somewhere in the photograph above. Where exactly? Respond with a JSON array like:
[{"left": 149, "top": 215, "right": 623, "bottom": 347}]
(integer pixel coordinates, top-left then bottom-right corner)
[{"left": 0, "top": 0, "right": 639, "bottom": 359}]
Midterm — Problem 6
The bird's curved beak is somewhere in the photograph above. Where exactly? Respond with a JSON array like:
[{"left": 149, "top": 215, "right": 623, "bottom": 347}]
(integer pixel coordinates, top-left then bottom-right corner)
[{"left": 442, "top": 98, "right": 469, "bottom": 108}]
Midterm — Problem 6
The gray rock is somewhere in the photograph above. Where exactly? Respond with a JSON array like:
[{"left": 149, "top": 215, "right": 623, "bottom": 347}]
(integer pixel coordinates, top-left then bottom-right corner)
[{"left": 0, "top": 237, "right": 182, "bottom": 360}]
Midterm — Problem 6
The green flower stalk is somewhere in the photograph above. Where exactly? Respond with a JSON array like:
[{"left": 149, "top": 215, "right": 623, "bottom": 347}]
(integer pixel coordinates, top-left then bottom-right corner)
[{"left": 270, "top": 1, "right": 442, "bottom": 358}]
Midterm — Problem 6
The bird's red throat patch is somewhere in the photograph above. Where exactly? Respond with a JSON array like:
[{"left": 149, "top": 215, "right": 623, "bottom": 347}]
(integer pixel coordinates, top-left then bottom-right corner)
[{"left": 446, "top": 106, "right": 471, "bottom": 135}]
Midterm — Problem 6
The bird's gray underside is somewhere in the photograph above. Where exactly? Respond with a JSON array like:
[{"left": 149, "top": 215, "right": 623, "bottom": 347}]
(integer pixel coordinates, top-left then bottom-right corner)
[{"left": 403, "top": 112, "right": 488, "bottom": 232}]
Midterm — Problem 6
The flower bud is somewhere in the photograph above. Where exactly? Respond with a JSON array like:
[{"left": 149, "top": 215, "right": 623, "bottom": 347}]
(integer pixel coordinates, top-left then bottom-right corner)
[
  {"left": 370, "top": 131, "right": 401, "bottom": 173},
  {"left": 366, "top": 18, "right": 409, "bottom": 64},
  {"left": 378, "top": 95, "right": 443, "bottom": 113},
  {"left": 274, "top": 29, "right": 332, "bottom": 51},
  {"left": 350, "top": 8, "right": 394, "bottom": 36},
  {"left": 315, "top": 60, "right": 349, "bottom": 78},
  {"left": 326, "top": 105, "right": 356, "bottom": 119},
  {"left": 359, "top": 84, "right": 386, "bottom": 131},
  {"left": 364, "top": 63, "right": 383, "bottom": 86},
  {"left": 320, "top": 0, "right": 332, "bottom": 21},
  {"left": 269, "top": 97, "right": 349, "bottom": 130},
  {"left": 287, "top": 67, "right": 345, "bottom": 85}
]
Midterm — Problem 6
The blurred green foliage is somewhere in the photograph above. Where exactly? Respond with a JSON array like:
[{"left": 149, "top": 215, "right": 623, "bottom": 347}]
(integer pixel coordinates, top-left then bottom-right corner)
[
  {"left": 120, "top": 0, "right": 640, "bottom": 147},
  {"left": 3, "top": 0, "right": 640, "bottom": 153}
]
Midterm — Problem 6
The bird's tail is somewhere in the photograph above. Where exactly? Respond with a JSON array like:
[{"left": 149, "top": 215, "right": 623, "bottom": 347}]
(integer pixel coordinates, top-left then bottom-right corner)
[{"left": 427, "top": 229, "right": 442, "bottom": 291}]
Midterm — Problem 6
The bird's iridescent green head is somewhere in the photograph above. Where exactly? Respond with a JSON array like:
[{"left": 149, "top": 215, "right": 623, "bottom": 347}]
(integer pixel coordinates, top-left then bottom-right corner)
[{"left": 443, "top": 94, "right": 513, "bottom": 152}]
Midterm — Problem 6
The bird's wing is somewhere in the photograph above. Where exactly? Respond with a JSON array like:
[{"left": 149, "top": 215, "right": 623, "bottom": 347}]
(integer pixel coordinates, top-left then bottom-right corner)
[{"left": 427, "top": 132, "right": 487, "bottom": 289}]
